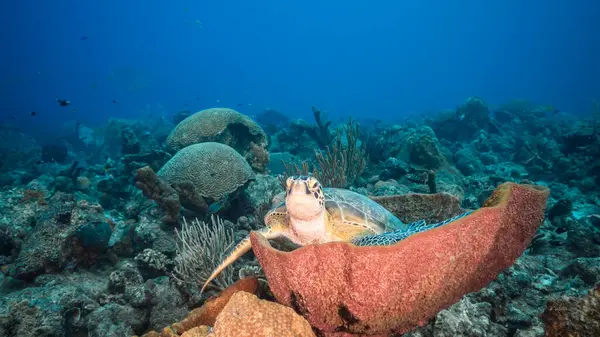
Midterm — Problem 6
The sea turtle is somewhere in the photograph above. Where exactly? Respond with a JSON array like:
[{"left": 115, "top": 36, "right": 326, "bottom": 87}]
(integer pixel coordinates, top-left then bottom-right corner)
[{"left": 200, "top": 176, "right": 470, "bottom": 293}]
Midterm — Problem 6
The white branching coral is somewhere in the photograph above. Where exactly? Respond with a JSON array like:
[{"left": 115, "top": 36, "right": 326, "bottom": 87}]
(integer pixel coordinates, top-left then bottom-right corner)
[{"left": 172, "top": 216, "right": 235, "bottom": 291}]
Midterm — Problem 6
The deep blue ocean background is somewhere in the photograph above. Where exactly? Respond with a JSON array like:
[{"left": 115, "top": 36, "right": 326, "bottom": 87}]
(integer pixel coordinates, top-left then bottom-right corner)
[{"left": 1, "top": 0, "right": 599, "bottom": 141}]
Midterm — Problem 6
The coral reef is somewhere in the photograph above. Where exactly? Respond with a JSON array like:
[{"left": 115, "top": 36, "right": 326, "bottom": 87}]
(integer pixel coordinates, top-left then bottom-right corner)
[
  {"left": 432, "top": 97, "right": 495, "bottom": 142},
  {"left": 2, "top": 97, "right": 600, "bottom": 336}
]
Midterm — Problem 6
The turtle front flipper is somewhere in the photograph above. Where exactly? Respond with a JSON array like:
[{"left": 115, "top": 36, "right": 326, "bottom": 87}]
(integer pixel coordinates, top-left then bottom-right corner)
[
  {"left": 352, "top": 211, "right": 473, "bottom": 246},
  {"left": 200, "top": 225, "right": 285, "bottom": 293}
]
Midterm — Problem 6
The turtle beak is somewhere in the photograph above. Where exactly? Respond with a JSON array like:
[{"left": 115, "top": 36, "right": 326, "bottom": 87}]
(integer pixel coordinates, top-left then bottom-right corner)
[{"left": 289, "top": 181, "right": 311, "bottom": 196}]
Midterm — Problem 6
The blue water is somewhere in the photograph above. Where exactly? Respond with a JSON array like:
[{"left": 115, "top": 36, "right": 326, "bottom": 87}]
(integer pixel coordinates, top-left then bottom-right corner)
[{"left": 1, "top": 0, "right": 599, "bottom": 137}]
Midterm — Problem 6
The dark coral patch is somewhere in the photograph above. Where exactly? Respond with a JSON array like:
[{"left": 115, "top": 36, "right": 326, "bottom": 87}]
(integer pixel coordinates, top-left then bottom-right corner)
[
  {"left": 290, "top": 291, "right": 309, "bottom": 317},
  {"left": 334, "top": 304, "right": 361, "bottom": 332}
]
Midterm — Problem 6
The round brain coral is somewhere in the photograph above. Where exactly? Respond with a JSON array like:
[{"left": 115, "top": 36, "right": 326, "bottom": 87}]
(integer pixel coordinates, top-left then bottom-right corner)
[
  {"left": 165, "top": 108, "right": 269, "bottom": 172},
  {"left": 158, "top": 142, "right": 255, "bottom": 201}
]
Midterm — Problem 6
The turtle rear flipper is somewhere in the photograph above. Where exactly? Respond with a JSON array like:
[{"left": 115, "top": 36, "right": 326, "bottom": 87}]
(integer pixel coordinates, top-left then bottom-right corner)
[
  {"left": 352, "top": 212, "right": 473, "bottom": 246},
  {"left": 351, "top": 221, "right": 425, "bottom": 246},
  {"left": 200, "top": 225, "right": 285, "bottom": 293}
]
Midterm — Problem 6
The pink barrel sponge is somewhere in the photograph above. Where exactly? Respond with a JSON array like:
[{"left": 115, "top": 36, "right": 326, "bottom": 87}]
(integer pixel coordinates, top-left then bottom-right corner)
[{"left": 251, "top": 182, "right": 550, "bottom": 336}]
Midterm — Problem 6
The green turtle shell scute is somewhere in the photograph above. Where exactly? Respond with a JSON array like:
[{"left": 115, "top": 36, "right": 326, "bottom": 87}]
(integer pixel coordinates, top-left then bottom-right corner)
[{"left": 324, "top": 188, "right": 406, "bottom": 233}]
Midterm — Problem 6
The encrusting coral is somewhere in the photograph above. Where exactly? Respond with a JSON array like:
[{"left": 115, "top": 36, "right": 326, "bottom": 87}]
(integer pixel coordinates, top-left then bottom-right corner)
[
  {"left": 134, "top": 166, "right": 182, "bottom": 225},
  {"left": 371, "top": 189, "right": 463, "bottom": 223},
  {"left": 542, "top": 283, "right": 600, "bottom": 337},
  {"left": 210, "top": 291, "right": 315, "bottom": 337},
  {"left": 251, "top": 182, "right": 549, "bottom": 335}
]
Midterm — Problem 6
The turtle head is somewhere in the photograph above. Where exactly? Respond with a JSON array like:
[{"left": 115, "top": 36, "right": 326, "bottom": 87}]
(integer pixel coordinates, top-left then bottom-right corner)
[{"left": 285, "top": 176, "right": 325, "bottom": 221}]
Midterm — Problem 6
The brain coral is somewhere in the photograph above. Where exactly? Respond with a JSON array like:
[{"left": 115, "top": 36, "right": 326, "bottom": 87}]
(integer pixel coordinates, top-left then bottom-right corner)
[
  {"left": 165, "top": 108, "right": 269, "bottom": 172},
  {"left": 158, "top": 142, "right": 255, "bottom": 201}
]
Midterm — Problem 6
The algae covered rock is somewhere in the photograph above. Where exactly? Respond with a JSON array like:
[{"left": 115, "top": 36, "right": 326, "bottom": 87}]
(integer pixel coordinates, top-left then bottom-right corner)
[
  {"left": 542, "top": 283, "right": 600, "bottom": 337},
  {"left": 12, "top": 195, "right": 112, "bottom": 281}
]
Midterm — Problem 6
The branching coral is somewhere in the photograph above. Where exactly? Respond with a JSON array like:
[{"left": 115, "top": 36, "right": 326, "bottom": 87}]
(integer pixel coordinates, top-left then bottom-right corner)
[
  {"left": 278, "top": 161, "right": 311, "bottom": 190},
  {"left": 363, "top": 128, "right": 398, "bottom": 164},
  {"left": 306, "top": 106, "right": 333, "bottom": 148},
  {"left": 279, "top": 118, "right": 367, "bottom": 188},
  {"left": 172, "top": 216, "right": 235, "bottom": 292},
  {"left": 313, "top": 141, "right": 349, "bottom": 188},
  {"left": 313, "top": 118, "right": 367, "bottom": 187}
]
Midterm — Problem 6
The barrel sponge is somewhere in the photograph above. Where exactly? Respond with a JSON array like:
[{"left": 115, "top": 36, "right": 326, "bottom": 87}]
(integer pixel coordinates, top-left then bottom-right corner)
[
  {"left": 165, "top": 108, "right": 268, "bottom": 171},
  {"left": 158, "top": 142, "right": 255, "bottom": 201},
  {"left": 251, "top": 182, "right": 549, "bottom": 336}
]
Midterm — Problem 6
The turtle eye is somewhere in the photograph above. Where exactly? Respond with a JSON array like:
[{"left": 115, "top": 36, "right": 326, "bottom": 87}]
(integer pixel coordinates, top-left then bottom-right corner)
[{"left": 307, "top": 177, "right": 319, "bottom": 190}]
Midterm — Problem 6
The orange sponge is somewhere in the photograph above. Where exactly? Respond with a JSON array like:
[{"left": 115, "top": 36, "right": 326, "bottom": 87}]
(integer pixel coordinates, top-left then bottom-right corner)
[
  {"left": 251, "top": 182, "right": 549, "bottom": 335},
  {"left": 211, "top": 291, "right": 315, "bottom": 337}
]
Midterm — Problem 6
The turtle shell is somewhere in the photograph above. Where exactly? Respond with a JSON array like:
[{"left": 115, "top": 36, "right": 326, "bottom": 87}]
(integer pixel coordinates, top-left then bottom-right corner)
[
  {"left": 323, "top": 188, "right": 406, "bottom": 234},
  {"left": 264, "top": 188, "right": 406, "bottom": 236}
]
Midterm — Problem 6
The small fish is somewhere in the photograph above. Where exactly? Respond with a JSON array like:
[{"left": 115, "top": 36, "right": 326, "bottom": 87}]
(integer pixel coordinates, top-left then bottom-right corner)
[
  {"left": 195, "top": 20, "right": 202, "bottom": 25},
  {"left": 56, "top": 99, "right": 71, "bottom": 106},
  {"left": 208, "top": 200, "right": 225, "bottom": 214},
  {"left": 30, "top": 111, "right": 37, "bottom": 116},
  {"left": 112, "top": 99, "right": 119, "bottom": 104},
  {"left": 237, "top": 103, "right": 244, "bottom": 107},
  {"left": 216, "top": 99, "right": 221, "bottom": 103},
  {"left": 80, "top": 36, "right": 88, "bottom": 41},
  {"left": 208, "top": 194, "right": 229, "bottom": 214},
  {"left": 406, "top": 172, "right": 429, "bottom": 184},
  {"left": 35, "top": 160, "right": 43, "bottom": 165}
]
